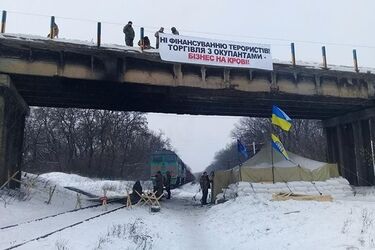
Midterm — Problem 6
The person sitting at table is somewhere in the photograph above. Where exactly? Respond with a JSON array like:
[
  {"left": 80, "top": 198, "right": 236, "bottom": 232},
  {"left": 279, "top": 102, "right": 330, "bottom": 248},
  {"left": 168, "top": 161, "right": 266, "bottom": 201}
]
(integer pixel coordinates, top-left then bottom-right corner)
[
  {"left": 138, "top": 36, "right": 152, "bottom": 49},
  {"left": 130, "top": 180, "right": 143, "bottom": 204}
]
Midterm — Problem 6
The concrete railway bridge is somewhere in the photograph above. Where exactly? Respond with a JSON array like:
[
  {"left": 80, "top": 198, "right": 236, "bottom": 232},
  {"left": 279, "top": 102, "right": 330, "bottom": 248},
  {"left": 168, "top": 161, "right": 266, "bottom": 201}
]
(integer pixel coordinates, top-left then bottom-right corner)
[{"left": 1, "top": 34, "right": 375, "bottom": 187}]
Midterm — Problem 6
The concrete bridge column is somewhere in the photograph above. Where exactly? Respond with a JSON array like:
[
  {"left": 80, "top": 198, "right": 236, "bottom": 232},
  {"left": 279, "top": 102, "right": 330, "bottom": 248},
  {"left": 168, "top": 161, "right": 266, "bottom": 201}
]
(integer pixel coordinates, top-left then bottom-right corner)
[
  {"left": 352, "top": 120, "right": 373, "bottom": 185},
  {"left": 326, "top": 120, "right": 375, "bottom": 186},
  {"left": 336, "top": 124, "right": 358, "bottom": 185},
  {"left": 323, "top": 107, "right": 375, "bottom": 186},
  {"left": 325, "top": 126, "right": 338, "bottom": 164},
  {"left": 368, "top": 118, "right": 375, "bottom": 185},
  {"left": 0, "top": 74, "right": 29, "bottom": 189}
]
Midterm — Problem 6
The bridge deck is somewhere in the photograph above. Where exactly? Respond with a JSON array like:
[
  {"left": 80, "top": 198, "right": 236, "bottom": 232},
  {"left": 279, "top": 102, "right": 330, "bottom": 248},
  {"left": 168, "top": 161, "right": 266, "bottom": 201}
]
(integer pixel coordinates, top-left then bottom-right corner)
[{"left": 1, "top": 33, "right": 375, "bottom": 119}]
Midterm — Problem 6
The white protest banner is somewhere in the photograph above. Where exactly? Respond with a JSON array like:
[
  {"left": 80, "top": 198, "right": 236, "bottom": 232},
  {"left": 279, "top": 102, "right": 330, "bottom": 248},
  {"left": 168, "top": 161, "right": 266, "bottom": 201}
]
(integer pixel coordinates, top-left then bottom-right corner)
[{"left": 159, "top": 33, "right": 273, "bottom": 70}]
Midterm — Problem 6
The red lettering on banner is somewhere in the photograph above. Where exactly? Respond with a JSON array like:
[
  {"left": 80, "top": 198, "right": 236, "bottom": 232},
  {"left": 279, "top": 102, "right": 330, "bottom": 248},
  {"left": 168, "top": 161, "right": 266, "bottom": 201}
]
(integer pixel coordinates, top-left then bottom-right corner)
[
  {"left": 226, "top": 57, "right": 250, "bottom": 65},
  {"left": 216, "top": 56, "right": 226, "bottom": 63},
  {"left": 188, "top": 53, "right": 215, "bottom": 62},
  {"left": 188, "top": 53, "right": 251, "bottom": 65}
]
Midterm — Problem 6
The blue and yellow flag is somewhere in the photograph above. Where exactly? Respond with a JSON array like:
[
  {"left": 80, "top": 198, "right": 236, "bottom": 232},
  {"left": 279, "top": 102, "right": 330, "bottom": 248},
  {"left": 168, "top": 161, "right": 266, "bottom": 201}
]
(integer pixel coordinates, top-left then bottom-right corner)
[
  {"left": 271, "top": 105, "right": 292, "bottom": 131},
  {"left": 271, "top": 134, "right": 289, "bottom": 161},
  {"left": 237, "top": 139, "right": 248, "bottom": 159}
]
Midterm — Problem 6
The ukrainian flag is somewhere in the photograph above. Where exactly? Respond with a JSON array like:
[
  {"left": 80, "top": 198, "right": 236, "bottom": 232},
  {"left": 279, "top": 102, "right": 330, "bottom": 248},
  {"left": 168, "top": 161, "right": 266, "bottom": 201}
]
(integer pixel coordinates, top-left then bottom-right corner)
[
  {"left": 271, "top": 105, "right": 292, "bottom": 131},
  {"left": 271, "top": 134, "right": 289, "bottom": 161}
]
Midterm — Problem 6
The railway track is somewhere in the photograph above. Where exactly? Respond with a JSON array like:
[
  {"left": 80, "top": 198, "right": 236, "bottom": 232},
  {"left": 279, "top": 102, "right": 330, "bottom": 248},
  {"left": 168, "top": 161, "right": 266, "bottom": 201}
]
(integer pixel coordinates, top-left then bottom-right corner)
[
  {"left": 1, "top": 203, "right": 127, "bottom": 249},
  {"left": 0, "top": 203, "right": 103, "bottom": 230}
]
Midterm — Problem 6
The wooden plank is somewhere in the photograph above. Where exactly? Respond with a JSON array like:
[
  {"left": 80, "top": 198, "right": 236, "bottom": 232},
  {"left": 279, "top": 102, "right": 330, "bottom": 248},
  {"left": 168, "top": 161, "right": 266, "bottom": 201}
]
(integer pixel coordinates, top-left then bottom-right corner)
[
  {"left": 271, "top": 192, "right": 333, "bottom": 202},
  {"left": 0, "top": 171, "right": 19, "bottom": 190}
]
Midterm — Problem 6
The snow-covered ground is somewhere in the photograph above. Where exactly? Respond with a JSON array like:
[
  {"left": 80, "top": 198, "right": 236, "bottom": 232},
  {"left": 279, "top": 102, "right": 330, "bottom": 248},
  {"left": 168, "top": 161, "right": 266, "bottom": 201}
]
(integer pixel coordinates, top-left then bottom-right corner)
[{"left": 1, "top": 173, "right": 375, "bottom": 250}]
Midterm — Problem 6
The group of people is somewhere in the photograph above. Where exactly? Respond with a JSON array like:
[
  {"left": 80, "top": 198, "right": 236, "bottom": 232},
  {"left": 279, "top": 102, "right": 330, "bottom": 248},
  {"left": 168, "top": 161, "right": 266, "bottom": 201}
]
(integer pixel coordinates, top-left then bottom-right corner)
[
  {"left": 128, "top": 171, "right": 172, "bottom": 205},
  {"left": 153, "top": 170, "right": 213, "bottom": 206},
  {"left": 154, "top": 170, "right": 172, "bottom": 199},
  {"left": 123, "top": 21, "right": 180, "bottom": 49},
  {"left": 127, "top": 170, "right": 213, "bottom": 206},
  {"left": 46, "top": 20, "right": 179, "bottom": 50}
]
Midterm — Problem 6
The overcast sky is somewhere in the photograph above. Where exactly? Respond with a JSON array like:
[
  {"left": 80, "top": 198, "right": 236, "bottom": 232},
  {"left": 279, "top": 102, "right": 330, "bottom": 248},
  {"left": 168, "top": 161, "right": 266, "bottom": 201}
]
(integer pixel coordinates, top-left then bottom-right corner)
[{"left": 2, "top": 0, "right": 375, "bottom": 172}]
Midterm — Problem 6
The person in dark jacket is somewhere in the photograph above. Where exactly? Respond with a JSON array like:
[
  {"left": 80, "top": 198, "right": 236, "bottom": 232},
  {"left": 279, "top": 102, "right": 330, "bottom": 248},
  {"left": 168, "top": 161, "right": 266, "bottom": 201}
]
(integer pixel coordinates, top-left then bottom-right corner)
[
  {"left": 154, "top": 27, "right": 164, "bottom": 49},
  {"left": 171, "top": 27, "right": 179, "bottom": 35},
  {"left": 130, "top": 180, "right": 142, "bottom": 204},
  {"left": 123, "top": 21, "right": 135, "bottom": 46},
  {"left": 200, "top": 171, "right": 210, "bottom": 205},
  {"left": 209, "top": 171, "right": 214, "bottom": 203},
  {"left": 138, "top": 36, "right": 152, "bottom": 49},
  {"left": 155, "top": 171, "right": 164, "bottom": 198},
  {"left": 47, "top": 22, "right": 59, "bottom": 38},
  {"left": 165, "top": 171, "right": 171, "bottom": 199}
]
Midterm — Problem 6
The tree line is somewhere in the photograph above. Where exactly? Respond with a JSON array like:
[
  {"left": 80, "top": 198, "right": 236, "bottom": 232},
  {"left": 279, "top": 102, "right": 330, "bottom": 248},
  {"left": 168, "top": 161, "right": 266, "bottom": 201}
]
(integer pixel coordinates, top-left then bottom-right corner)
[
  {"left": 206, "top": 118, "right": 327, "bottom": 173},
  {"left": 23, "top": 108, "right": 171, "bottom": 180},
  {"left": 24, "top": 108, "right": 326, "bottom": 179}
]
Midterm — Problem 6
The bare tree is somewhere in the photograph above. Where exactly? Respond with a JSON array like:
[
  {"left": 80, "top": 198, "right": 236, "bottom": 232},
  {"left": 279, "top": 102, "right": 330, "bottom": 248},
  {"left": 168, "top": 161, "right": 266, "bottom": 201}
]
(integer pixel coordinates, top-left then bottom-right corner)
[
  {"left": 23, "top": 108, "right": 171, "bottom": 180},
  {"left": 206, "top": 117, "right": 327, "bottom": 172}
]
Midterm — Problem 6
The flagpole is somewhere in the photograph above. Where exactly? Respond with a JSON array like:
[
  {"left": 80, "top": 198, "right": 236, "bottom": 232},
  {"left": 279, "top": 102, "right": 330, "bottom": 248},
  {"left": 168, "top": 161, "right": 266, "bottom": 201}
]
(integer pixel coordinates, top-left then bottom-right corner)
[
  {"left": 237, "top": 142, "right": 241, "bottom": 167},
  {"left": 271, "top": 105, "right": 292, "bottom": 185},
  {"left": 270, "top": 120, "right": 275, "bottom": 184},
  {"left": 238, "top": 150, "right": 242, "bottom": 181},
  {"left": 237, "top": 139, "right": 248, "bottom": 182},
  {"left": 271, "top": 140, "right": 275, "bottom": 184}
]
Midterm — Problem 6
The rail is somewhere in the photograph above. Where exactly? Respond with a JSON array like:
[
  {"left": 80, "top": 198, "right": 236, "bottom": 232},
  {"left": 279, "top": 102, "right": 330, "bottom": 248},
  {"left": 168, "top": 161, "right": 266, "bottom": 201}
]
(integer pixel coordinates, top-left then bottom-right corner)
[{"left": 4, "top": 204, "right": 127, "bottom": 250}]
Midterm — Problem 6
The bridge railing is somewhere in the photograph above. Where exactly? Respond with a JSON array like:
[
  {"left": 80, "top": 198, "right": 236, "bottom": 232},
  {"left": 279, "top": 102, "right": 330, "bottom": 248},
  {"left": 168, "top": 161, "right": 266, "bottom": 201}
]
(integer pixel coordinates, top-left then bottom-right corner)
[{"left": 0, "top": 9, "right": 368, "bottom": 73}]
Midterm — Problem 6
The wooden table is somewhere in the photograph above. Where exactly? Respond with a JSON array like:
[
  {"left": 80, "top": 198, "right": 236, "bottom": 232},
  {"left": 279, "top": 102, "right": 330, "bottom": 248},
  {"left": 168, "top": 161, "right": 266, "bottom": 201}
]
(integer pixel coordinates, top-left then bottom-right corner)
[{"left": 135, "top": 190, "right": 164, "bottom": 207}]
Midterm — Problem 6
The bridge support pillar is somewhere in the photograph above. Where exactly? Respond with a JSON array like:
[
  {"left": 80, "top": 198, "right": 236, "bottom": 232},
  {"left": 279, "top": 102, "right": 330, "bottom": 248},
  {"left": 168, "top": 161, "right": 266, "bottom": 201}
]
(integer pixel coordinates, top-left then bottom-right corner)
[
  {"left": 338, "top": 124, "right": 358, "bottom": 185},
  {"left": 333, "top": 125, "right": 343, "bottom": 177},
  {"left": 352, "top": 120, "right": 373, "bottom": 185},
  {"left": 369, "top": 118, "right": 375, "bottom": 185},
  {"left": 0, "top": 74, "right": 29, "bottom": 189},
  {"left": 325, "top": 113, "right": 375, "bottom": 186},
  {"left": 325, "top": 126, "right": 338, "bottom": 164}
]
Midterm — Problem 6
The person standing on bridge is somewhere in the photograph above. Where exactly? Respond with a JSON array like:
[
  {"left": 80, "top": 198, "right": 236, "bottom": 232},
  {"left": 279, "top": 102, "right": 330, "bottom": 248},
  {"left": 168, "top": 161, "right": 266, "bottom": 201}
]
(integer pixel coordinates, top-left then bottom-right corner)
[
  {"left": 154, "top": 27, "right": 164, "bottom": 49},
  {"left": 47, "top": 22, "right": 59, "bottom": 39},
  {"left": 138, "top": 36, "right": 152, "bottom": 49},
  {"left": 200, "top": 171, "right": 210, "bottom": 205},
  {"left": 171, "top": 27, "right": 179, "bottom": 35},
  {"left": 123, "top": 21, "right": 135, "bottom": 46}
]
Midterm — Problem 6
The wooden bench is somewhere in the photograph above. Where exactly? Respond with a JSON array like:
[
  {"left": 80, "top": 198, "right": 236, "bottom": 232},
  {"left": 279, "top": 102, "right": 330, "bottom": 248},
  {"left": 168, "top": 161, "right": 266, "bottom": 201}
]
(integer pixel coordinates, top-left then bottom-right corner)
[{"left": 135, "top": 190, "right": 164, "bottom": 208}]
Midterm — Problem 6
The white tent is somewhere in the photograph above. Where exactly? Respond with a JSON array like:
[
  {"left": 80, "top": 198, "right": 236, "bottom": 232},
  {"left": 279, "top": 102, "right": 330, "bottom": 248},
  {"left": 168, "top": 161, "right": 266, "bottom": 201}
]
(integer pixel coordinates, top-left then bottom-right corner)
[{"left": 212, "top": 145, "right": 339, "bottom": 199}]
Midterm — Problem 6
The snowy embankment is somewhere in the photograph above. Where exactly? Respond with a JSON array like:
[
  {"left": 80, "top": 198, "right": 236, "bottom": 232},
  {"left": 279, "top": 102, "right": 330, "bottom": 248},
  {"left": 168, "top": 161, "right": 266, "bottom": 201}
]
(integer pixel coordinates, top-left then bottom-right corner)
[
  {"left": 218, "top": 177, "right": 354, "bottom": 201},
  {"left": 39, "top": 172, "right": 153, "bottom": 197},
  {"left": 1, "top": 173, "right": 375, "bottom": 249},
  {"left": 0, "top": 173, "right": 94, "bottom": 226}
]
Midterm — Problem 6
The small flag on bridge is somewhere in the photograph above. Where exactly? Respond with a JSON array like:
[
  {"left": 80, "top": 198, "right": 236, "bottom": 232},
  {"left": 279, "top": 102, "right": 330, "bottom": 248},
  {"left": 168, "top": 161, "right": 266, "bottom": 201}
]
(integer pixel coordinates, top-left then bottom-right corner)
[
  {"left": 237, "top": 139, "right": 248, "bottom": 159},
  {"left": 271, "top": 105, "right": 292, "bottom": 131}
]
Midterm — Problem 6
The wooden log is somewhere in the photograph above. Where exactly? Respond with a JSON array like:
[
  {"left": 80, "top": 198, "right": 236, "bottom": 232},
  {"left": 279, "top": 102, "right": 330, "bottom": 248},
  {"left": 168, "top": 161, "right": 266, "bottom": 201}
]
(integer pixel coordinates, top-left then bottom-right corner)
[
  {"left": 126, "top": 190, "right": 132, "bottom": 208},
  {"left": 46, "top": 185, "right": 57, "bottom": 204},
  {"left": 75, "top": 193, "right": 82, "bottom": 209}
]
